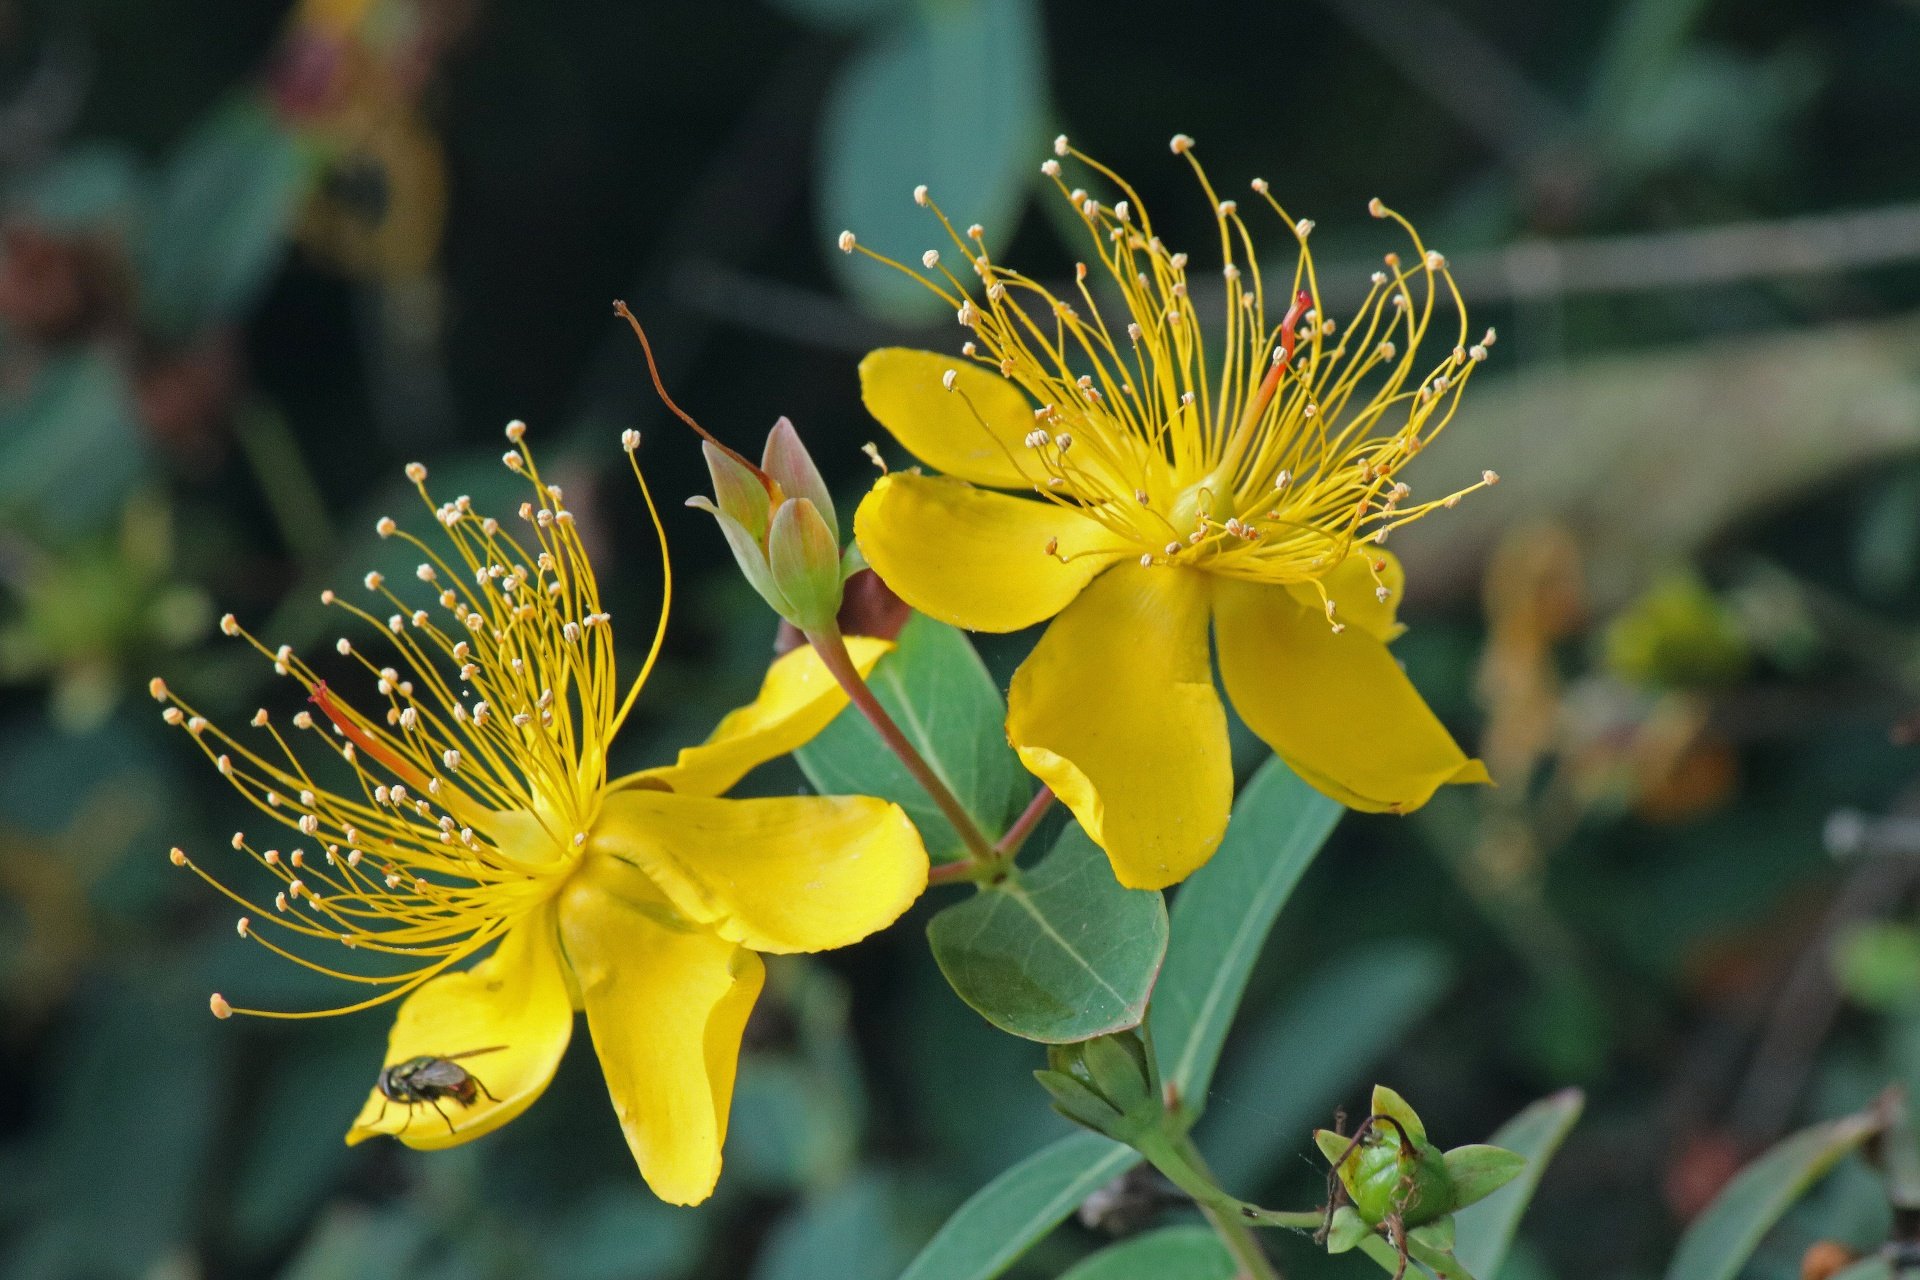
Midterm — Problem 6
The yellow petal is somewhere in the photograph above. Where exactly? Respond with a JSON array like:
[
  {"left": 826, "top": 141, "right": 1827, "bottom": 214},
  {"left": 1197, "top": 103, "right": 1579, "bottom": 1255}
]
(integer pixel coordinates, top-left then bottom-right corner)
[
  {"left": 559, "top": 855, "right": 765, "bottom": 1206},
  {"left": 860, "top": 348, "right": 1037, "bottom": 487},
  {"left": 345, "top": 911, "right": 572, "bottom": 1151},
  {"left": 616, "top": 638, "right": 892, "bottom": 798},
  {"left": 1286, "top": 548, "right": 1407, "bottom": 642},
  {"left": 855, "top": 472, "right": 1125, "bottom": 633},
  {"left": 588, "top": 789, "right": 928, "bottom": 954},
  {"left": 1214, "top": 577, "right": 1490, "bottom": 814},
  {"left": 1006, "top": 562, "right": 1231, "bottom": 889}
]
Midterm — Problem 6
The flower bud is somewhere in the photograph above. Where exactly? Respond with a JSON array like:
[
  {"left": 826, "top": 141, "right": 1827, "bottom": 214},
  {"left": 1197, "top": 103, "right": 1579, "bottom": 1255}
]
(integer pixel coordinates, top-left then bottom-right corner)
[
  {"left": 689, "top": 420, "right": 850, "bottom": 635},
  {"left": 1315, "top": 1085, "right": 1524, "bottom": 1236},
  {"left": 1034, "top": 1030, "right": 1159, "bottom": 1141}
]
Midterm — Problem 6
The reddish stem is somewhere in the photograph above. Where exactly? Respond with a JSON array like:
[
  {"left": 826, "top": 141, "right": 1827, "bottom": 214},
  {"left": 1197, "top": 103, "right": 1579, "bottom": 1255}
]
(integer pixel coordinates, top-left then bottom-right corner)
[
  {"left": 995, "top": 786, "right": 1055, "bottom": 857},
  {"left": 805, "top": 626, "right": 1001, "bottom": 871}
]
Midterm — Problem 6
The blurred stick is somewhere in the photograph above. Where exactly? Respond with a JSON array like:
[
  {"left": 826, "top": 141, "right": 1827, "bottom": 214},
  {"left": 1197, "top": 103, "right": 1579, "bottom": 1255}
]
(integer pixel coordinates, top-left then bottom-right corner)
[
  {"left": 674, "top": 200, "right": 1920, "bottom": 349},
  {"left": 1309, "top": 0, "right": 1568, "bottom": 164}
]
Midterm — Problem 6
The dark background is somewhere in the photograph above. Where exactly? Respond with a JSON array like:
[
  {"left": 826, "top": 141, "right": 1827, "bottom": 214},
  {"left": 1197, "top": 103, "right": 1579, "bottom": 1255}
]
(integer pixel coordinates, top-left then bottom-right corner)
[{"left": 3, "top": 0, "right": 1920, "bottom": 1276}]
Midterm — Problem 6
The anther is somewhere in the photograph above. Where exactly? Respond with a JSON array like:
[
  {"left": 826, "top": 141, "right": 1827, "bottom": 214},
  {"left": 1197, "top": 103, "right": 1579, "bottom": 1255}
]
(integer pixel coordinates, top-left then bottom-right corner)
[
  {"left": 1425, "top": 250, "right": 1446, "bottom": 271},
  {"left": 941, "top": 369, "right": 958, "bottom": 391},
  {"left": 1053, "top": 134, "right": 1070, "bottom": 156},
  {"left": 209, "top": 993, "right": 232, "bottom": 1020},
  {"left": 163, "top": 707, "right": 184, "bottom": 726},
  {"left": 376, "top": 516, "right": 397, "bottom": 538},
  {"left": 1169, "top": 133, "right": 1194, "bottom": 154},
  {"left": 922, "top": 249, "right": 940, "bottom": 268},
  {"left": 1040, "top": 159, "right": 1060, "bottom": 177},
  {"left": 1251, "top": 177, "right": 1269, "bottom": 193},
  {"left": 837, "top": 230, "right": 855, "bottom": 253},
  {"left": 149, "top": 677, "right": 168, "bottom": 701},
  {"left": 405, "top": 462, "right": 427, "bottom": 483},
  {"left": 506, "top": 419, "right": 527, "bottom": 442},
  {"left": 336, "top": 638, "right": 351, "bottom": 656},
  {"left": 1295, "top": 218, "right": 1314, "bottom": 239},
  {"left": 622, "top": 428, "right": 641, "bottom": 451},
  {"left": 1368, "top": 197, "right": 1386, "bottom": 218},
  {"left": 220, "top": 613, "right": 239, "bottom": 636},
  {"left": 1217, "top": 200, "right": 1237, "bottom": 217},
  {"left": 1044, "top": 537, "right": 1058, "bottom": 557},
  {"left": 913, "top": 184, "right": 930, "bottom": 206},
  {"left": 169, "top": 847, "right": 187, "bottom": 866},
  {"left": 1482, "top": 470, "right": 1500, "bottom": 486}
]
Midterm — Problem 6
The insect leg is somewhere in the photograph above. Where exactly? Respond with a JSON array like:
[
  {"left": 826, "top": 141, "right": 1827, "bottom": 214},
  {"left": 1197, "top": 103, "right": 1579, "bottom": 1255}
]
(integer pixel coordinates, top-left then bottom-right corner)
[
  {"left": 469, "top": 1071, "right": 500, "bottom": 1104},
  {"left": 430, "top": 1097, "right": 456, "bottom": 1135}
]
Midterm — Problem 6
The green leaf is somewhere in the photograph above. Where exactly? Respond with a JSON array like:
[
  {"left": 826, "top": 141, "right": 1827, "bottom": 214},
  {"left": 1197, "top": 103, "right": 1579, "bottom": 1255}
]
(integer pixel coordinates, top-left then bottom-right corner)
[
  {"left": 1661, "top": 1108, "right": 1884, "bottom": 1280},
  {"left": 1411, "top": 1216, "right": 1457, "bottom": 1252},
  {"left": 1372, "top": 1084, "right": 1428, "bottom": 1144},
  {"left": 796, "top": 613, "right": 1028, "bottom": 862},
  {"left": 817, "top": 0, "right": 1045, "bottom": 319},
  {"left": 928, "top": 823, "right": 1167, "bottom": 1041},
  {"left": 1149, "top": 758, "right": 1342, "bottom": 1110},
  {"left": 1453, "top": 1089, "right": 1585, "bottom": 1278},
  {"left": 1832, "top": 1260, "right": 1893, "bottom": 1280},
  {"left": 139, "top": 97, "right": 310, "bottom": 338},
  {"left": 0, "top": 350, "right": 144, "bottom": 536},
  {"left": 898, "top": 1132, "right": 1136, "bottom": 1280},
  {"left": 1443, "top": 1146, "right": 1529, "bottom": 1211},
  {"left": 1058, "top": 1225, "right": 1237, "bottom": 1280},
  {"left": 1195, "top": 940, "right": 1453, "bottom": 1191},
  {"left": 1326, "top": 1206, "right": 1370, "bottom": 1254}
]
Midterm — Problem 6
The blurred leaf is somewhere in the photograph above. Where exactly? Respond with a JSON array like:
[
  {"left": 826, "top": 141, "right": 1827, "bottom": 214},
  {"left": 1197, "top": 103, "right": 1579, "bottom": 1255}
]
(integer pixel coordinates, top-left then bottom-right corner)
[
  {"left": 1853, "top": 471, "right": 1920, "bottom": 598},
  {"left": 1603, "top": 572, "right": 1749, "bottom": 691},
  {"left": 539, "top": 1187, "right": 703, "bottom": 1280},
  {"left": 15, "top": 144, "right": 145, "bottom": 228},
  {"left": 1833, "top": 922, "right": 1920, "bottom": 1013},
  {"left": 1662, "top": 1107, "right": 1885, "bottom": 1280},
  {"left": 752, "top": 1173, "right": 921, "bottom": 1280},
  {"left": 898, "top": 1132, "right": 1136, "bottom": 1280},
  {"left": 138, "top": 96, "right": 309, "bottom": 339},
  {"left": 1195, "top": 940, "right": 1453, "bottom": 1191},
  {"left": 0, "top": 349, "right": 145, "bottom": 536},
  {"left": 1057, "top": 1224, "right": 1235, "bottom": 1280},
  {"left": 1833, "top": 1260, "right": 1893, "bottom": 1280},
  {"left": 0, "top": 982, "right": 224, "bottom": 1278},
  {"left": 1149, "top": 758, "right": 1343, "bottom": 1111},
  {"left": 927, "top": 822, "right": 1167, "bottom": 1042},
  {"left": 817, "top": 0, "right": 1045, "bottom": 318},
  {"left": 278, "top": 1207, "right": 429, "bottom": 1280},
  {"left": 1452, "top": 1089, "right": 1586, "bottom": 1278},
  {"left": 228, "top": 1029, "right": 384, "bottom": 1252},
  {"left": 796, "top": 614, "right": 1028, "bottom": 863}
]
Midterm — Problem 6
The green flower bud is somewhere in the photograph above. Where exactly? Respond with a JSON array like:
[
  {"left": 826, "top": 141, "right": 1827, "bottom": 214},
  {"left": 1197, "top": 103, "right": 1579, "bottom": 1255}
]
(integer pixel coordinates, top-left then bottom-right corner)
[
  {"left": 1035, "top": 1030, "right": 1159, "bottom": 1140},
  {"left": 1314, "top": 1085, "right": 1525, "bottom": 1236}
]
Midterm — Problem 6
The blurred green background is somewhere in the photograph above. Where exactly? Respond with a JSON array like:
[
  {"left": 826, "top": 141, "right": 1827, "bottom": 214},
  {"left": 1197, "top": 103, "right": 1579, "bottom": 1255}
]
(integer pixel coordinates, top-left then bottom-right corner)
[{"left": 3, "top": 0, "right": 1920, "bottom": 1276}]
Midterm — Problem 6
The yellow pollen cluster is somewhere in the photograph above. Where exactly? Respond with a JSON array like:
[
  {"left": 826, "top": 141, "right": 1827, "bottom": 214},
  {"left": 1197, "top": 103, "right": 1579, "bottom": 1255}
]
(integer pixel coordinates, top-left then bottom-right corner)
[
  {"left": 843, "top": 134, "right": 1498, "bottom": 618},
  {"left": 154, "top": 426, "right": 668, "bottom": 1018}
]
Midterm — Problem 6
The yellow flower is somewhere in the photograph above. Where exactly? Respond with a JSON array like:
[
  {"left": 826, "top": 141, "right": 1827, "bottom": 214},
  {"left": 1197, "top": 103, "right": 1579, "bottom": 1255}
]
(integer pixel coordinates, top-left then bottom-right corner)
[
  {"left": 844, "top": 136, "right": 1494, "bottom": 890},
  {"left": 153, "top": 425, "right": 927, "bottom": 1205}
]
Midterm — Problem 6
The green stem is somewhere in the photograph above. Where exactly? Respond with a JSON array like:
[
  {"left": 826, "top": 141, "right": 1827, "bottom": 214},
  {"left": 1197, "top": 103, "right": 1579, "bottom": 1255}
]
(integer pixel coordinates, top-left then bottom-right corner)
[
  {"left": 806, "top": 624, "right": 1002, "bottom": 872},
  {"left": 1135, "top": 1130, "right": 1319, "bottom": 1278}
]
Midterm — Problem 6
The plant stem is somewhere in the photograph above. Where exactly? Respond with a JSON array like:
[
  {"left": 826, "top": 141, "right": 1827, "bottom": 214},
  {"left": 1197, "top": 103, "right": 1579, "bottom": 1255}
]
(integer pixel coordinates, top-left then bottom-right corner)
[
  {"left": 996, "top": 786, "right": 1054, "bottom": 856},
  {"left": 1135, "top": 1131, "right": 1302, "bottom": 1279},
  {"left": 806, "top": 624, "right": 1001, "bottom": 871}
]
